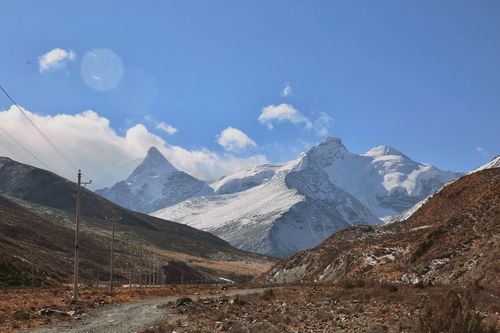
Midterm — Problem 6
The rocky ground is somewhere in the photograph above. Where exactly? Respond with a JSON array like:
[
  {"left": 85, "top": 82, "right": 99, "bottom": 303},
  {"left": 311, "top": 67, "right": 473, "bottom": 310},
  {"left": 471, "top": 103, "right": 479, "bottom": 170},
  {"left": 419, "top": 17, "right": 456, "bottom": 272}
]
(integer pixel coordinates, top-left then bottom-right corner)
[
  {"left": 142, "top": 283, "right": 499, "bottom": 333},
  {"left": 0, "top": 284, "right": 243, "bottom": 332}
]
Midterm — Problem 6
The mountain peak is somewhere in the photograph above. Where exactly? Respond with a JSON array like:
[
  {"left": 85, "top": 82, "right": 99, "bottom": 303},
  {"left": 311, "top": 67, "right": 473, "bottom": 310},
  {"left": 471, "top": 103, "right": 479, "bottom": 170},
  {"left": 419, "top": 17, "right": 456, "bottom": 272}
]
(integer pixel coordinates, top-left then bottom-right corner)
[
  {"left": 298, "top": 136, "right": 348, "bottom": 169},
  {"left": 128, "top": 146, "right": 177, "bottom": 179},
  {"left": 320, "top": 136, "right": 343, "bottom": 146},
  {"left": 364, "top": 145, "right": 406, "bottom": 158},
  {"left": 313, "top": 136, "right": 348, "bottom": 155},
  {"left": 147, "top": 145, "right": 161, "bottom": 154}
]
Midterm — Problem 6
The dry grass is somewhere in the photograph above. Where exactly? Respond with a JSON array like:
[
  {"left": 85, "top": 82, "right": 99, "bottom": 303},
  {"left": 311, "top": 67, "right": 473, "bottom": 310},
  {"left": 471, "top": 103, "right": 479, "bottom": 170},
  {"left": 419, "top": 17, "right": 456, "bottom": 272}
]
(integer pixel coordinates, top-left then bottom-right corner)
[
  {"left": 150, "top": 247, "right": 275, "bottom": 277},
  {"left": 141, "top": 282, "right": 500, "bottom": 333},
  {"left": 0, "top": 283, "right": 240, "bottom": 333}
]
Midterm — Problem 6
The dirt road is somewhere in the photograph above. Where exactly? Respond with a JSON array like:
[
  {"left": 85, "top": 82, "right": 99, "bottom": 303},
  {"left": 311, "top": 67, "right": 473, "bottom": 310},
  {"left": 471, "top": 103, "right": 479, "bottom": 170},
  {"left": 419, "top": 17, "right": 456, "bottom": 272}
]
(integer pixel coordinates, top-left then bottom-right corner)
[{"left": 21, "top": 288, "right": 269, "bottom": 333}]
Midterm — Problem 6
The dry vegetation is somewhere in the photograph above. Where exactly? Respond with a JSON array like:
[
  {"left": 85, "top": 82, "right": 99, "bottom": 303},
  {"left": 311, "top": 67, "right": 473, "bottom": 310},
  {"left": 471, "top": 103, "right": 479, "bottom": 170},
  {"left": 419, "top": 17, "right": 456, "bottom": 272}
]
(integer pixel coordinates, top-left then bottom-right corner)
[
  {"left": 0, "top": 283, "right": 242, "bottom": 333},
  {"left": 262, "top": 169, "right": 500, "bottom": 289},
  {"left": 141, "top": 282, "right": 499, "bottom": 333},
  {"left": 150, "top": 247, "right": 274, "bottom": 279}
]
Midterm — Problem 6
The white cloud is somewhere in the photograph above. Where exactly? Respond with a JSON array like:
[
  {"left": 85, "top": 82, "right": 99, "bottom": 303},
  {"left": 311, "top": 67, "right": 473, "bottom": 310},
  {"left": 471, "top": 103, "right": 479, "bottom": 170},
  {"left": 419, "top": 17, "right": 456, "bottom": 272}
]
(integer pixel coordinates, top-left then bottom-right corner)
[
  {"left": 38, "top": 48, "right": 76, "bottom": 73},
  {"left": 156, "top": 122, "right": 178, "bottom": 135},
  {"left": 281, "top": 82, "right": 293, "bottom": 97},
  {"left": 475, "top": 146, "right": 489, "bottom": 156},
  {"left": 144, "top": 115, "right": 178, "bottom": 135},
  {"left": 313, "top": 112, "right": 334, "bottom": 136},
  {"left": 258, "top": 104, "right": 312, "bottom": 130},
  {"left": 217, "top": 127, "right": 257, "bottom": 152},
  {"left": 0, "top": 105, "right": 268, "bottom": 188}
]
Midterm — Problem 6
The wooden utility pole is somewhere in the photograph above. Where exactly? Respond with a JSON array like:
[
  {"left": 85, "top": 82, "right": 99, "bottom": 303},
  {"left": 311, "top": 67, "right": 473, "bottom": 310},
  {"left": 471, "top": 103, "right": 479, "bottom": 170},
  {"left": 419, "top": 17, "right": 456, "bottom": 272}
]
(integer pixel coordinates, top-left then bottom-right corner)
[
  {"left": 109, "top": 211, "right": 116, "bottom": 293},
  {"left": 152, "top": 257, "right": 155, "bottom": 285},
  {"left": 147, "top": 255, "right": 150, "bottom": 286},
  {"left": 149, "top": 256, "right": 153, "bottom": 286},
  {"left": 73, "top": 170, "right": 91, "bottom": 302},
  {"left": 129, "top": 231, "right": 133, "bottom": 293},
  {"left": 146, "top": 258, "right": 149, "bottom": 287},
  {"left": 139, "top": 244, "right": 143, "bottom": 288}
]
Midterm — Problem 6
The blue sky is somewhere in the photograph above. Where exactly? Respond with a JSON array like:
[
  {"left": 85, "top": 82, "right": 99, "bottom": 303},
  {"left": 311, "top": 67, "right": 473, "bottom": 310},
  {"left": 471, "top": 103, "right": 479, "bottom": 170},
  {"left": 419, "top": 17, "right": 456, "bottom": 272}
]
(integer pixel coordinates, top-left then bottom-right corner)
[{"left": 0, "top": 0, "right": 499, "bottom": 186}]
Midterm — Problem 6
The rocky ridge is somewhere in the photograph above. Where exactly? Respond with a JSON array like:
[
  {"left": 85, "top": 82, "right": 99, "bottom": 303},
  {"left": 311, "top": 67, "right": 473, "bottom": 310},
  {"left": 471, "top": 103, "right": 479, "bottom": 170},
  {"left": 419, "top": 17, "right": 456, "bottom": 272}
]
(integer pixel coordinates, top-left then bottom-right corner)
[
  {"left": 154, "top": 137, "right": 460, "bottom": 257},
  {"left": 261, "top": 167, "right": 499, "bottom": 288},
  {"left": 96, "top": 147, "right": 214, "bottom": 214}
]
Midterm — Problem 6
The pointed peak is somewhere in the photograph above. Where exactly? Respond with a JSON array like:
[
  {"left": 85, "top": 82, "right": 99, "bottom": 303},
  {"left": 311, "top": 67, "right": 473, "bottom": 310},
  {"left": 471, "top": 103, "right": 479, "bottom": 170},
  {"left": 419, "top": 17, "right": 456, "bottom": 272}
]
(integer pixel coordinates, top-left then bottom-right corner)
[
  {"left": 314, "top": 136, "right": 348, "bottom": 153},
  {"left": 143, "top": 146, "right": 170, "bottom": 166},
  {"left": 320, "top": 136, "right": 343, "bottom": 146},
  {"left": 146, "top": 146, "right": 163, "bottom": 157},
  {"left": 301, "top": 136, "right": 348, "bottom": 166},
  {"left": 128, "top": 146, "right": 177, "bottom": 179}
]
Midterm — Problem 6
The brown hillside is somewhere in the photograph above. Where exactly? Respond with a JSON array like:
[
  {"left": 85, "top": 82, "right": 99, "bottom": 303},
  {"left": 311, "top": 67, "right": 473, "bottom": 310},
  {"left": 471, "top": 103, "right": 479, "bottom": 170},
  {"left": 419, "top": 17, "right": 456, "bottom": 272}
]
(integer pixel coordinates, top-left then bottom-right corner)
[
  {"left": 0, "top": 157, "right": 275, "bottom": 287},
  {"left": 0, "top": 194, "right": 273, "bottom": 287},
  {"left": 261, "top": 168, "right": 500, "bottom": 289}
]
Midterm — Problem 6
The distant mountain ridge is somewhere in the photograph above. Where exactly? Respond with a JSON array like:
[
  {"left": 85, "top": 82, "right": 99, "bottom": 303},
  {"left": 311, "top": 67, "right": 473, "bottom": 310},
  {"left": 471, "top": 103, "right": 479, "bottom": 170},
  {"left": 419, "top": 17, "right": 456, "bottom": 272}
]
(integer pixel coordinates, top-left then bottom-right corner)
[
  {"left": 154, "top": 137, "right": 461, "bottom": 257},
  {"left": 96, "top": 147, "right": 214, "bottom": 214},
  {"left": 0, "top": 155, "right": 267, "bottom": 260}
]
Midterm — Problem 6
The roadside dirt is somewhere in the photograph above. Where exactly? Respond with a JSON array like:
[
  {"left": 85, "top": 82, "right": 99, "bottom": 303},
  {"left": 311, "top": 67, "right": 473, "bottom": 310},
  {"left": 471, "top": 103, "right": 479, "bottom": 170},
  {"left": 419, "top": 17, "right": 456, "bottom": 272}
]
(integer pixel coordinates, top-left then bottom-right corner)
[{"left": 19, "top": 288, "right": 270, "bottom": 333}]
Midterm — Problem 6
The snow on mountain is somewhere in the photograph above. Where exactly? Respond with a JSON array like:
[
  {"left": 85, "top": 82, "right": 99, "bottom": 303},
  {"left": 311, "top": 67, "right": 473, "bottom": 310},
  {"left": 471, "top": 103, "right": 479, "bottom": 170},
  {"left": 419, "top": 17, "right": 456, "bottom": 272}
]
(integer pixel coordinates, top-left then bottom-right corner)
[
  {"left": 96, "top": 147, "right": 214, "bottom": 213},
  {"left": 322, "top": 139, "right": 460, "bottom": 218},
  {"left": 472, "top": 155, "right": 500, "bottom": 172},
  {"left": 213, "top": 137, "right": 461, "bottom": 219},
  {"left": 154, "top": 137, "right": 462, "bottom": 257},
  {"left": 211, "top": 163, "right": 285, "bottom": 194},
  {"left": 385, "top": 154, "right": 499, "bottom": 225},
  {"left": 155, "top": 138, "right": 423, "bottom": 257}
]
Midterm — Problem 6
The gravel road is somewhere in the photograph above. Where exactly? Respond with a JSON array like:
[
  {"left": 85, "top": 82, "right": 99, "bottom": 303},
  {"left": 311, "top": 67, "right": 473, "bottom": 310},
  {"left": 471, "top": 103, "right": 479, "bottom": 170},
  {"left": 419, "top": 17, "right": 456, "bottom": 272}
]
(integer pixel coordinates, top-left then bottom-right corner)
[{"left": 21, "top": 288, "right": 269, "bottom": 333}]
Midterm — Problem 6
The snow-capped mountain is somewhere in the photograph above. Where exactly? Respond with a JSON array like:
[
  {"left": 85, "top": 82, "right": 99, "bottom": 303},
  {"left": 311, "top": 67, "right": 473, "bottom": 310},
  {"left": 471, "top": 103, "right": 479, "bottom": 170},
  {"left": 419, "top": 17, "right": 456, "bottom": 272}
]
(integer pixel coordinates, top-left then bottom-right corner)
[
  {"left": 214, "top": 137, "right": 460, "bottom": 218},
  {"left": 384, "top": 154, "right": 499, "bottom": 225},
  {"left": 153, "top": 137, "right": 460, "bottom": 257},
  {"left": 212, "top": 163, "right": 284, "bottom": 195},
  {"left": 96, "top": 147, "right": 214, "bottom": 213}
]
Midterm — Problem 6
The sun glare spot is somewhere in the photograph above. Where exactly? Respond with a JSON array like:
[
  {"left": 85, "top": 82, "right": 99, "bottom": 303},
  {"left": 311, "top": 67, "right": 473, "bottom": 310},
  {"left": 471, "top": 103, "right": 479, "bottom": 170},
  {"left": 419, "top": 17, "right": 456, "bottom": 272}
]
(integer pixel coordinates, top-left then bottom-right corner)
[{"left": 81, "top": 48, "right": 124, "bottom": 91}]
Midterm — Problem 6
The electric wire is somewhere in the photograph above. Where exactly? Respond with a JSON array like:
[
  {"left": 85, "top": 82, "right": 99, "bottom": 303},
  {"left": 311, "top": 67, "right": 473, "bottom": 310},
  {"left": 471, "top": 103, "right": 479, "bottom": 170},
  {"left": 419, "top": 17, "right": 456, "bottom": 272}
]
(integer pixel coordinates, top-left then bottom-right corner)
[
  {"left": 0, "top": 128, "right": 22, "bottom": 161},
  {"left": 0, "top": 84, "right": 92, "bottom": 181},
  {"left": 0, "top": 123, "right": 53, "bottom": 171},
  {"left": 0, "top": 84, "right": 79, "bottom": 171}
]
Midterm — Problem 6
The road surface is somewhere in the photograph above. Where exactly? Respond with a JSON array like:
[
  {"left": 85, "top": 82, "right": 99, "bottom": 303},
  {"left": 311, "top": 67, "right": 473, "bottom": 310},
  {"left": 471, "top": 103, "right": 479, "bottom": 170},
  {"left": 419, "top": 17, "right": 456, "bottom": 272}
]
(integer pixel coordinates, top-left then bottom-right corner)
[{"left": 22, "top": 288, "right": 269, "bottom": 333}]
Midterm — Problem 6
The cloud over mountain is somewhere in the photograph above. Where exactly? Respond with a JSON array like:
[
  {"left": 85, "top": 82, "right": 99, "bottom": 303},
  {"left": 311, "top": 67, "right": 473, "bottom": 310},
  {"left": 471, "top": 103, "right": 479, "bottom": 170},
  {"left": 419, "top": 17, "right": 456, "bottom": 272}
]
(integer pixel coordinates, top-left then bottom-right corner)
[
  {"left": 217, "top": 127, "right": 256, "bottom": 151},
  {"left": 258, "top": 103, "right": 312, "bottom": 130},
  {"left": 0, "top": 105, "right": 268, "bottom": 188}
]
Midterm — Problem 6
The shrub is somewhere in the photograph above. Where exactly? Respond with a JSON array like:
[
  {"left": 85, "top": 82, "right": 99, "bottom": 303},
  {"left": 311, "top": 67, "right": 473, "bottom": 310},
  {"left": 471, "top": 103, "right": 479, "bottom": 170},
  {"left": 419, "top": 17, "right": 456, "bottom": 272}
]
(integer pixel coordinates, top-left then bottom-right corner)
[
  {"left": 260, "top": 288, "right": 275, "bottom": 301},
  {"left": 417, "top": 290, "right": 495, "bottom": 333}
]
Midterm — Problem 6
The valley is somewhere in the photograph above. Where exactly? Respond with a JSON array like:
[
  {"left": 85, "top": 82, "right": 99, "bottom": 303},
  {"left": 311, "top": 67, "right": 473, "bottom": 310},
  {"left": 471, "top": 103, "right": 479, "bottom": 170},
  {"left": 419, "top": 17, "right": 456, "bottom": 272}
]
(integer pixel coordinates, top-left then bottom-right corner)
[{"left": 0, "top": 145, "right": 498, "bottom": 333}]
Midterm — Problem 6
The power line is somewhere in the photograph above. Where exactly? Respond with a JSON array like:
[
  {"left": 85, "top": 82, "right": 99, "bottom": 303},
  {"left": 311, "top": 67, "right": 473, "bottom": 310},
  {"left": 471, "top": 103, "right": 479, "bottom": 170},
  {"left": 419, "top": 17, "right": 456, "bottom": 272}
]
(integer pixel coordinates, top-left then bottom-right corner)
[
  {"left": 0, "top": 84, "right": 79, "bottom": 171},
  {"left": 0, "top": 123, "right": 53, "bottom": 171},
  {"left": 0, "top": 128, "right": 22, "bottom": 160}
]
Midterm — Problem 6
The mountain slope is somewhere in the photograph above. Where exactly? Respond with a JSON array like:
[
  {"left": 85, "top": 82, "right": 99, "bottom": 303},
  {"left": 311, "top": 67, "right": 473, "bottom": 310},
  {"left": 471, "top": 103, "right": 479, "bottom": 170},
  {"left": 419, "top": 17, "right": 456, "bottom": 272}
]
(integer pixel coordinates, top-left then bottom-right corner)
[
  {"left": 0, "top": 156, "right": 270, "bottom": 262},
  {"left": 0, "top": 156, "right": 275, "bottom": 286},
  {"left": 211, "top": 163, "right": 284, "bottom": 195},
  {"left": 473, "top": 155, "right": 500, "bottom": 172},
  {"left": 154, "top": 137, "right": 459, "bottom": 257},
  {"left": 384, "top": 154, "right": 500, "bottom": 225},
  {"left": 212, "top": 137, "right": 461, "bottom": 218},
  {"left": 261, "top": 168, "right": 500, "bottom": 288},
  {"left": 0, "top": 193, "right": 123, "bottom": 286},
  {"left": 96, "top": 147, "right": 214, "bottom": 213}
]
